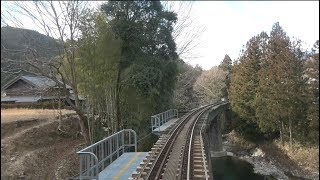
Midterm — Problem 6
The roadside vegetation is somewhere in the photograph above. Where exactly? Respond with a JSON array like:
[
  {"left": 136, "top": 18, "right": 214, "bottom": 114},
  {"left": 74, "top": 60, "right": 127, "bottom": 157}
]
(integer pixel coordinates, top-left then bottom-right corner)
[{"left": 1, "top": 1, "right": 318, "bottom": 179}]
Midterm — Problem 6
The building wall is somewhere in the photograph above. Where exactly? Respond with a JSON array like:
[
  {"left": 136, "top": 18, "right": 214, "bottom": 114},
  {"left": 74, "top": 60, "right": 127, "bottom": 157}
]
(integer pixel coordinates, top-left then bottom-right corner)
[{"left": 5, "top": 80, "right": 39, "bottom": 96}]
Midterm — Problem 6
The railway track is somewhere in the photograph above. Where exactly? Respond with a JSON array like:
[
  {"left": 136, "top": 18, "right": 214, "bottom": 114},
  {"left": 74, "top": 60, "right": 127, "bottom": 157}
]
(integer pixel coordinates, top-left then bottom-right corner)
[
  {"left": 132, "top": 103, "right": 221, "bottom": 180},
  {"left": 182, "top": 108, "right": 210, "bottom": 180}
]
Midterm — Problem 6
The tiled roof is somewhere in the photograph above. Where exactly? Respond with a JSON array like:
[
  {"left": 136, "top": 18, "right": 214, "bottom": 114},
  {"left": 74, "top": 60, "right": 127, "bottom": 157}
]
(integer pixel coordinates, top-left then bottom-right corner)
[
  {"left": 1, "top": 95, "right": 85, "bottom": 103},
  {"left": 21, "top": 75, "right": 57, "bottom": 89},
  {"left": 1, "top": 96, "right": 41, "bottom": 103},
  {"left": 2, "top": 75, "right": 72, "bottom": 91}
]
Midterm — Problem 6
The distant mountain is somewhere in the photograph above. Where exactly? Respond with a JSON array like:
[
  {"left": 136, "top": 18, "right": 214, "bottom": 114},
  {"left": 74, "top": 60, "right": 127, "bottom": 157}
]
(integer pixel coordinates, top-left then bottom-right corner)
[{"left": 1, "top": 26, "right": 63, "bottom": 88}]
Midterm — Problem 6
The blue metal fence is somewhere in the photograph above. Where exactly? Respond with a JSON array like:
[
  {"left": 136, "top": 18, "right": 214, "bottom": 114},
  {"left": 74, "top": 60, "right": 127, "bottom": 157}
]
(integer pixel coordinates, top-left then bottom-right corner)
[
  {"left": 151, "top": 109, "right": 178, "bottom": 133},
  {"left": 77, "top": 129, "right": 137, "bottom": 180}
]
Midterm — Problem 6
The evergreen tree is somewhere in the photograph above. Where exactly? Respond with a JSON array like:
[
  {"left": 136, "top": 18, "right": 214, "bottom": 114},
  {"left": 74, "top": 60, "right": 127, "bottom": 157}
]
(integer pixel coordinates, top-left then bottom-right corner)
[
  {"left": 219, "top": 54, "right": 232, "bottom": 98},
  {"left": 219, "top": 54, "right": 232, "bottom": 72},
  {"left": 255, "top": 22, "right": 305, "bottom": 147},
  {"left": 229, "top": 32, "right": 268, "bottom": 139},
  {"left": 304, "top": 40, "right": 319, "bottom": 144},
  {"left": 229, "top": 22, "right": 317, "bottom": 145},
  {"left": 229, "top": 32, "right": 268, "bottom": 124},
  {"left": 100, "top": 1, "right": 179, "bottom": 142},
  {"left": 76, "top": 1, "right": 179, "bottom": 145}
]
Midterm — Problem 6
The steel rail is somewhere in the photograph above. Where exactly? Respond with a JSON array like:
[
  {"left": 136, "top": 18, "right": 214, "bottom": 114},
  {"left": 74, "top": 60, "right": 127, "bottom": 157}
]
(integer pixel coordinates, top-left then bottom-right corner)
[
  {"left": 186, "top": 106, "right": 210, "bottom": 180},
  {"left": 148, "top": 105, "right": 209, "bottom": 180},
  {"left": 148, "top": 104, "right": 214, "bottom": 180},
  {"left": 182, "top": 103, "right": 219, "bottom": 180},
  {"left": 133, "top": 102, "right": 222, "bottom": 180},
  {"left": 199, "top": 111, "right": 209, "bottom": 179},
  {"left": 134, "top": 104, "right": 210, "bottom": 180}
]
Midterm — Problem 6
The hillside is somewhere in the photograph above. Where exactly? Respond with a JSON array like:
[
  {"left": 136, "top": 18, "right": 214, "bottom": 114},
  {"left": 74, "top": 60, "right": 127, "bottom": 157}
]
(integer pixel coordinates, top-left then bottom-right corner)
[
  {"left": 1, "top": 26, "right": 63, "bottom": 88},
  {"left": 1, "top": 109, "right": 83, "bottom": 179}
]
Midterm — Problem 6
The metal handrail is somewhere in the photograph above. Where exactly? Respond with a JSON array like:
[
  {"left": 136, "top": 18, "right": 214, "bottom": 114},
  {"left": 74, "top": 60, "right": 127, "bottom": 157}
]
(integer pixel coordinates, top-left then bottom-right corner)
[
  {"left": 77, "top": 129, "right": 137, "bottom": 180},
  {"left": 151, "top": 109, "right": 178, "bottom": 132},
  {"left": 78, "top": 152, "right": 99, "bottom": 179},
  {"left": 78, "top": 129, "right": 136, "bottom": 152}
]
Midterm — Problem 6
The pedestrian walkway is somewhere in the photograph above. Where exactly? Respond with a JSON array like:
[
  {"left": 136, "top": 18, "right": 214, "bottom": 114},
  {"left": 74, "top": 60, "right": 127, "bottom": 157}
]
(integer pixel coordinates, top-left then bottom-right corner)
[{"left": 98, "top": 152, "right": 148, "bottom": 180}]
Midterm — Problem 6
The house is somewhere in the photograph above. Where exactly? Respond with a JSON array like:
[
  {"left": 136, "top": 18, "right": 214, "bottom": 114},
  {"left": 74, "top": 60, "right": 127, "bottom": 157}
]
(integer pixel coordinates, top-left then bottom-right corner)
[{"left": 1, "top": 75, "right": 84, "bottom": 105}]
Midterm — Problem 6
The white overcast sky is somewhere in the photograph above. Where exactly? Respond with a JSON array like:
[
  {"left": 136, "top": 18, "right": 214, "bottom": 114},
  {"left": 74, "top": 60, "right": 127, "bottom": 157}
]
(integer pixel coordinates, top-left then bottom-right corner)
[{"left": 1, "top": 1, "right": 319, "bottom": 70}]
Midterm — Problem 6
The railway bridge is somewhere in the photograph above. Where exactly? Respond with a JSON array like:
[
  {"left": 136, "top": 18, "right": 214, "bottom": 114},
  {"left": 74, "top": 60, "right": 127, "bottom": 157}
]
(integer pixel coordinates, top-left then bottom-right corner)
[{"left": 74, "top": 102, "right": 229, "bottom": 180}]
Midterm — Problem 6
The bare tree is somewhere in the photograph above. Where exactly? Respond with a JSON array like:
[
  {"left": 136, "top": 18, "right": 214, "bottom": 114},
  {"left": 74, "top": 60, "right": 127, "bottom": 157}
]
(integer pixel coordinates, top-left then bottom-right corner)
[
  {"left": 173, "top": 61, "right": 202, "bottom": 111},
  {"left": 194, "top": 66, "right": 227, "bottom": 105},
  {"left": 1, "top": 1, "right": 92, "bottom": 145},
  {"left": 162, "top": 1, "right": 205, "bottom": 60}
]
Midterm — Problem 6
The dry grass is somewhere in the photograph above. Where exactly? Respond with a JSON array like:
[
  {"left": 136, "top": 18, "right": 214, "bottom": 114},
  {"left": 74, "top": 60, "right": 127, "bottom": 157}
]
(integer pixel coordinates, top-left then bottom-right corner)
[
  {"left": 1, "top": 108, "right": 75, "bottom": 123},
  {"left": 226, "top": 130, "right": 256, "bottom": 150},
  {"left": 225, "top": 130, "right": 319, "bottom": 178},
  {"left": 274, "top": 140, "right": 319, "bottom": 175}
]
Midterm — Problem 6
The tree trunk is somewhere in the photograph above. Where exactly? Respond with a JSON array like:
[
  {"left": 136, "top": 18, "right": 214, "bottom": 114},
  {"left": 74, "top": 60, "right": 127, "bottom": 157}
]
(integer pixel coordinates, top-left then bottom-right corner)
[
  {"left": 57, "top": 88, "right": 67, "bottom": 134},
  {"left": 87, "top": 104, "right": 92, "bottom": 144},
  {"left": 77, "top": 111, "right": 91, "bottom": 146},
  {"left": 64, "top": 96, "right": 91, "bottom": 146},
  {"left": 289, "top": 118, "right": 292, "bottom": 150},
  {"left": 280, "top": 121, "right": 284, "bottom": 146},
  {"left": 58, "top": 90, "right": 62, "bottom": 124},
  {"left": 74, "top": 96, "right": 91, "bottom": 145},
  {"left": 279, "top": 128, "right": 282, "bottom": 145},
  {"left": 115, "top": 67, "right": 121, "bottom": 131}
]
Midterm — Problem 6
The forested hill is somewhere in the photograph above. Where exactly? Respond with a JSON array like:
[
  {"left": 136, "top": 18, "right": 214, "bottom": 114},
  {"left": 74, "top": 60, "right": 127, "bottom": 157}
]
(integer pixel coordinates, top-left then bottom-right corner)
[{"left": 1, "top": 26, "right": 62, "bottom": 88}]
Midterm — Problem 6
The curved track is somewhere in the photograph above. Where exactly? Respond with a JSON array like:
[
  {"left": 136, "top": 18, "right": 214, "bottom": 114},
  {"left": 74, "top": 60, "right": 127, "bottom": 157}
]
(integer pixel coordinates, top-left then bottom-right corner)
[{"left": 132, "top": 103, "right": 222, "bottom": 180}]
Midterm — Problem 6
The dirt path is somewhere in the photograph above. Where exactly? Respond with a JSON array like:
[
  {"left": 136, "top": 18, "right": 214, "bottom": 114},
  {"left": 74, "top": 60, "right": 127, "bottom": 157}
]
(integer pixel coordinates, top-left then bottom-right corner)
[
  {"left": 1, "top": 110, "right": 85, "bottom": 179},
  {"left": 1, "top": 119, "right": 54, "bottom": 142}
]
